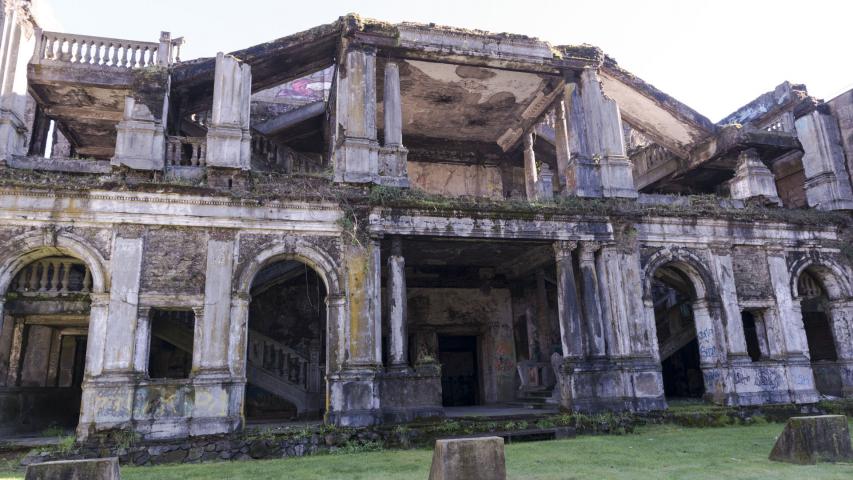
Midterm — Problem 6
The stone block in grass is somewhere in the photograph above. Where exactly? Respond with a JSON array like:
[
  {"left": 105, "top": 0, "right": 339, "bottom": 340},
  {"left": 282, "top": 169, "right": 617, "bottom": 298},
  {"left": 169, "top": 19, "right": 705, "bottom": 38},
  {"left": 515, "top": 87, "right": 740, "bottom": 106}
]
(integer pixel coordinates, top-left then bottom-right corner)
[
  {"left": 769, "top": 415, "right": 853, "bottom": 464},
  {"left": 429, "top": 436, "right": 506, "bottom": 480},
  {"left": 25, "top": 457, "right": 121, "bottom": 479}
]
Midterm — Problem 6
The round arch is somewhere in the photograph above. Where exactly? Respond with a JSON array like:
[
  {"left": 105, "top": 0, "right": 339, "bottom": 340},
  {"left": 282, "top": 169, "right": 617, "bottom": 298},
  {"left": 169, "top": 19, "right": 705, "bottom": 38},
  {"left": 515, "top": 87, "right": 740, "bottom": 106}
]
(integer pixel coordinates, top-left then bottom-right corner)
[
  {"left": 642, "top": 248, "right": 716, "bottom": 302},
  {"left": 789, "top": 257, "right": 852, "bottom": 301},
  {"left": 0, "top": 231, "right": 109, "bottom": 296},
  {"left": 235, "top": 239, "right": 343, "bottom": 299}
]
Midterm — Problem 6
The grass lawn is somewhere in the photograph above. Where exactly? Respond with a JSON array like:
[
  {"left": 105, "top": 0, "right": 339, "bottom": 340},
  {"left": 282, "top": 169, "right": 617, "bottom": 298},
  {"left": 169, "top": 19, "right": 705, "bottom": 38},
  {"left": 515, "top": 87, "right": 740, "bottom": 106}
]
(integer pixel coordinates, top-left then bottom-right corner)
[{"left": 2, "top": 422, "right": 852, "bottom": 479}]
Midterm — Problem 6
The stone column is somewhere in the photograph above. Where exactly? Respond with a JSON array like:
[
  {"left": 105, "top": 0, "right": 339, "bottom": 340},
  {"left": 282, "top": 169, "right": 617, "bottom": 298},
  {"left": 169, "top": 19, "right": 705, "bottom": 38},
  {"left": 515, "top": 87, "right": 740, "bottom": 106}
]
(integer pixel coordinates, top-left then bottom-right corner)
[
  {"left": 535, "top": 270, "right": 551, "bottom": 360},
  {"left": 594, "top": 244, "right": 616, "bottom": 357},
  {"left": 766, "top": 247, "right": 809, "bottom": 357},
  {"left": 132, "top": 307, "right": 151, "bottom": 374},
  {"left": 387, "top": 237, "right": 408, "bottom": 371},
  {"left": 578, "top": 242, "right": 605, "bottom": 357},
  {"left": 565, "top": 80, "right": 602, "bottom": 198},
  {"left": 5, "top": 319, "right": 23, "bottom": 385},
  {"left": 83, "top": 292, "right": 110, "bottom": 378},
  {"left": 206, "top": 52, "right": 252, "bottom": 170},
  {"left": 384, "top": 63, "right": 403, "bottom": 147},
  {"left": 794, "top": 109, "right": 853, "bottom": 210},
  {"left": 554, "top": 241, "right": 583, "bottom": 359},
  {"left": 228, "top": 294, "right": 250, "bottom": 378},
  {"left": 708, "top": 243, "right": 749, "bottom": 360},
  {"left": 380, "top": 61, "right": 409, "bottom": 186},
  {"left": 102, "top": 237, "right": 143, "bottom": 375},
  {"left": 197, "top": 238, "right": 235, "bottom": 378},
  {"left": 334, "top": 47, "right": 379, "bottom": 183},
  {"left": 523, "top": 132, "right": 538, "bottom": 201},
  {"left": 329, "top": 237, "right": 382, "bottom": 425},
  {"left": 578, "top": 69, "right": 636, "bottom": 198},
  {"left": 827, "top": 299, "right": 853, "bottom": 398},
  {"left": 553, "top": 99, "right": 571, "bottom": 195}
]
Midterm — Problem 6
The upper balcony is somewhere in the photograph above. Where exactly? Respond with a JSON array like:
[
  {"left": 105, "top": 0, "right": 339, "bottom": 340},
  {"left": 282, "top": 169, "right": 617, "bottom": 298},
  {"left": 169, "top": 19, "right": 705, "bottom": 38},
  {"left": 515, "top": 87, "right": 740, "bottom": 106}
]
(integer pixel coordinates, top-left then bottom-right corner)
[{"left": 27, "top": 30, "right": 179, "bottom": 158}]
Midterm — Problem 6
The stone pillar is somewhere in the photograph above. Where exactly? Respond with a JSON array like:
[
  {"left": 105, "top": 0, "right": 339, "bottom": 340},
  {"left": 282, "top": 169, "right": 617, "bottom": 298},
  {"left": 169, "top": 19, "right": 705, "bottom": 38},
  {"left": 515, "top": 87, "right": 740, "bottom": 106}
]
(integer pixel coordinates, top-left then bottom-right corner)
[
  {"left": 379, "top": 62, "right": 409, "bottom": 186},
  {"left": 387, "top": 237, "right": 408, "bottom": 371},
  {"left": 102, "top": 237, "right": 143, "bottom": 375},
  {"left": 594, "top": 244, "right": 616, "bottom": 357},
  {"left": 197, "top": 238, "right": 235, "bottom": 378},
  {"left": 5, "top": 319, "right": 23, "bottom": 385},
  {"left": 728, "top": 148, "right": 782, "bottom": 205},
  {"left": 523, "top": 132, "right": 538, "bottom": 201},
  {"left": 132, "top": 307, "right": 151, "bottom": 374},
  {"left": 794, "top": 109, "right": 853, "bottom": 210},
  {"left": 0, "top": 7, "right": 36, "bottom": 161},
  {"left": 535, "top": 270, "right": 551, "bottom": 360},
  {"left": 553, "top": 99, "right": 571, "bottom": 195},
  {"left": 334, "top": 47, "right": 379, "bottom": 183},
  {"left": 111, "top": 96, "right": 166, "bottom": 171},
  {"left": 206, "top": 52, "right": 252, "bottom": 170},
  {"left": 827, "top": 299, "right": 853, "bottom": 398},
  {"left": 565, "top": 81, "right": 602, "bottom": 197},
  {"left": 330, "top": 238, "right": 382, "bottom": 426},
  {"left": 692, "top": 299, "right": 727, "bottom": 402},
  {"left": 578, "top": 242, "right": 605, "bottom": 357},
  {"left": 83, "top": 293, "right": 110, "bottom": 378},
  {"left": 766, "top": 247, "right": 809, "bottom": 357},
  {"left": 708, "top": 243, "right": 749, "bottom": 360},
  {"left": 578, "top": 69, "right": 637, "bottom": 198},
  {"left": 554, "top": 241, "right": 583, "bottom": 359},
  {"left": 228, "top": 294, "right": 250, "bottom": 378}
]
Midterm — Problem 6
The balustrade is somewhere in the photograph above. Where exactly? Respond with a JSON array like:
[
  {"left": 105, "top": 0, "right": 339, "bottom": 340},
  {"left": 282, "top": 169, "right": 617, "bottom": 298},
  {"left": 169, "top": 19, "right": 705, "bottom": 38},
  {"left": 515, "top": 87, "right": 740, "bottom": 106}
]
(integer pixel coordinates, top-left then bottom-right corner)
[
  {"left": 31, "top": 30, "right": 171, "bottom": 69},
  {"left": 166, "top": 136, "right": 207, "bottom": 167},
  {"left": 11, "top": 257, "right": 91, "bottom": 295},
  {"left": 247, "top": 330, "right": 323, "bottom": 393}
]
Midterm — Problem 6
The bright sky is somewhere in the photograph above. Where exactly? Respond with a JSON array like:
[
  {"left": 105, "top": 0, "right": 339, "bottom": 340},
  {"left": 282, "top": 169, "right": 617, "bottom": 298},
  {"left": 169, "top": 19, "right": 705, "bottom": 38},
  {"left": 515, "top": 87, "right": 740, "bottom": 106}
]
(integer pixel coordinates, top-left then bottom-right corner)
[{"left": 40, "top": 0, "right": 853, "bottom": 122}]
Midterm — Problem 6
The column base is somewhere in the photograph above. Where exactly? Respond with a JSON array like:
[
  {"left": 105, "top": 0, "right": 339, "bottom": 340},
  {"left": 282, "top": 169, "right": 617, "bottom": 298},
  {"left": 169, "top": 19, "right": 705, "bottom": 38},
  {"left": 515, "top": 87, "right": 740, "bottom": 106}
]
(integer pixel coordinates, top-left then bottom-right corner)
[
  {"left": 558, "top": 356, "right": 666, "bottom": 413},
  {"left": 327, "top": 368, "right": 382, "bottom": 427},
  {"left": 380, "top": 363, "right": 442, "bottom": 423}
]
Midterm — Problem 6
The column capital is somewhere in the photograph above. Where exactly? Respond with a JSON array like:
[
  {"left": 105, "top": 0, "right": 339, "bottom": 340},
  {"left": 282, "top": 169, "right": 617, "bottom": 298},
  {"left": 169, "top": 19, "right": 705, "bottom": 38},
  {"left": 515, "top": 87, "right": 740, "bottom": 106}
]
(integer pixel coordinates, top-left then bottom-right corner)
[
  {"left": 579, "top": 240, "right": 601, "bottom": 253},
  {"left": 553, "top": 240, "right": 578, "bottom": 259}
]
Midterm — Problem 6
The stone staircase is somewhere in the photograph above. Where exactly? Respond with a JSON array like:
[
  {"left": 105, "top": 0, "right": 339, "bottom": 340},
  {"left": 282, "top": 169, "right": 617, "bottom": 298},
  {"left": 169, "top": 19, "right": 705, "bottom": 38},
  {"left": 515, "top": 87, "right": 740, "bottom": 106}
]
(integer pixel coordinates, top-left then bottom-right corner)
[{"left": 153, "top": 321, "right": 323, "bottom": 416}]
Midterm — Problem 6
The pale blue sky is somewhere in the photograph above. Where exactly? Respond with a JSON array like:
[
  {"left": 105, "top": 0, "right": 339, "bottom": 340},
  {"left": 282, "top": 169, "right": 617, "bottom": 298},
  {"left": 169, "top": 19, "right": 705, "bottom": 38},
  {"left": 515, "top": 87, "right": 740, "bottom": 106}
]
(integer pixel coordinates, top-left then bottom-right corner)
[{"left": 39, "top": 0, "right": 853, "bottom": 122}]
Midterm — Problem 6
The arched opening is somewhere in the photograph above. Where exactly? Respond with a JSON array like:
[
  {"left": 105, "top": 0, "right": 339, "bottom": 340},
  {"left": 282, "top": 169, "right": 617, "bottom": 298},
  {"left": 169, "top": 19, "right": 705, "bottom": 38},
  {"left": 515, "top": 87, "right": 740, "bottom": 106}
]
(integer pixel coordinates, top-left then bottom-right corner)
[
  {"left": 797, "top": 269, "right": 840, "bottom": 396},
  {"left": 652, "top": 263, "right": 706, "bottom": 401},
  {"left": 0, "top": 256, "right": 92, "bottom": 434},
  {"left": 245, "top": 259, "right": 326, "bottom": 424}
]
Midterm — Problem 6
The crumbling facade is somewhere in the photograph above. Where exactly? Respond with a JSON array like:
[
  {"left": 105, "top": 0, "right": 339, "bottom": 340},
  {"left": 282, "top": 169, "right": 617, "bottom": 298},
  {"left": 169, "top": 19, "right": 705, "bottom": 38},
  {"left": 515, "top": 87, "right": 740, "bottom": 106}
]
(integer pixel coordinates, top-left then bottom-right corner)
[{"left": 0, "top": 1, "right": 850, "bottom": 441}]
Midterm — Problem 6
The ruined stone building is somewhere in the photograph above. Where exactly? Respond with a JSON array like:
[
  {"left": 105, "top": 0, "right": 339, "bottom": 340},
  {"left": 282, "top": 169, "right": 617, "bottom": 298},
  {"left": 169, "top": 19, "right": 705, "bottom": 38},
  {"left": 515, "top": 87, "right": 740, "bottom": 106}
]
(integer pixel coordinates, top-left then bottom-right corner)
[{"left": 0, "top": 0, "right": 850, "bottom": 441}]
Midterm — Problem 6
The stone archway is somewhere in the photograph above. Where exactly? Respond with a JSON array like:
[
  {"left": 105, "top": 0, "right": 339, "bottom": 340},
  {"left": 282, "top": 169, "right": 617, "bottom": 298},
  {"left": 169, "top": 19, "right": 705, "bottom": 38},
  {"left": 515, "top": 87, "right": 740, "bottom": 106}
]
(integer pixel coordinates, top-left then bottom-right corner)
[
  {"left": 642, "top": 249, "right": 727, "bottom": 404},
  {"left": 0, "top": 231, "right": 109, "bottom": 435},
  {"left": 232, "top": 239, "right": 346, "bottom": 425},
  {"left": 789, "top": 258, "right": 853, "bottom": 398}
]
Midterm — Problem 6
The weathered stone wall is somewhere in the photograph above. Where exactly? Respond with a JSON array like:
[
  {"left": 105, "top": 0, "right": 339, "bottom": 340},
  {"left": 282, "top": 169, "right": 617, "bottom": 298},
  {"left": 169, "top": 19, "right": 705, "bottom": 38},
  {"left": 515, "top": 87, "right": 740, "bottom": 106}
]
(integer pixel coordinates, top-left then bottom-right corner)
[
  {"left": 407, "top": 162, "right": 503, "bottom": 199},
  {"left": 732, "top": 247, "right": 774, "bottom": 300},
  {"left": 407, "top": 287, "right": 516, "bottom": 402}
]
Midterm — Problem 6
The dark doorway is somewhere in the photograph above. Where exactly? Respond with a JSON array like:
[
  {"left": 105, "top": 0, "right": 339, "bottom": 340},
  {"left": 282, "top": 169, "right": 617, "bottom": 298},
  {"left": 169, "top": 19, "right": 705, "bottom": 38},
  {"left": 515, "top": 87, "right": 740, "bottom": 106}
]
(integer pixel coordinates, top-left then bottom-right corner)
[
  {"left": 438, "top": 335, "right": 479, "bottom": 406},
  {"left": 661, "top": 338, "right": 705, "bottom": 398},
  {"left": 652, "top": 264, "right": 705, "bottom": 400}
]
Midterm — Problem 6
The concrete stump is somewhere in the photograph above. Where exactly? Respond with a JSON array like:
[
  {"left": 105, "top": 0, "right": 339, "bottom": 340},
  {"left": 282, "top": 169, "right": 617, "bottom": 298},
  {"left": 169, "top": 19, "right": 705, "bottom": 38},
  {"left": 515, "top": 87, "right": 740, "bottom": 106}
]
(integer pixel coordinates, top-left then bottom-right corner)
[
  {"left": 428, "top": 436, "right": 506, "bottom": 480},
  {"left": 769, "top": 415, "right": 853, "bottom": 464},
  {"left": 25, "top": 457, "right": 121, "bottom": 480}
]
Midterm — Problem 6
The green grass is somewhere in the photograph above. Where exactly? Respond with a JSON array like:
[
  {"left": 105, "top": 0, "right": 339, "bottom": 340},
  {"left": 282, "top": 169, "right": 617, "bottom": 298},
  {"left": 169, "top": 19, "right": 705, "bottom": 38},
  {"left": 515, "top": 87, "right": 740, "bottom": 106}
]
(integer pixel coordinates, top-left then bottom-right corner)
[{"left": 1, "top": 422, "right": 851, "bottom": 479}]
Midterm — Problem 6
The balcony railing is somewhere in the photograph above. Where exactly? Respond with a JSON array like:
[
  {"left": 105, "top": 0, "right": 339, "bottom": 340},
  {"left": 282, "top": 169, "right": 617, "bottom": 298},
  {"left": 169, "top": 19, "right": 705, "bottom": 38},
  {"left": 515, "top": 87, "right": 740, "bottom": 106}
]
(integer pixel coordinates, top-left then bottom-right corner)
[
  {"left": 166, "top": 136, "right": 206, "bottom": 167},
  {"left": 11, "top": 257, "right": 91, "bottom": 296},
  {"left": 31, "top": 29, "right": 177, "bottom": 69}
]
